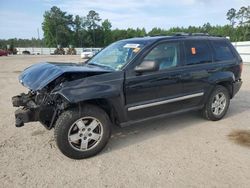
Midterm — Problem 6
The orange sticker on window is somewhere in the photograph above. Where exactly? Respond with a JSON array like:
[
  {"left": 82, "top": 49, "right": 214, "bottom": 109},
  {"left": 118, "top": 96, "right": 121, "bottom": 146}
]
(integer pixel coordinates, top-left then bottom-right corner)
[{"left": 191, "top": 47, "right": 196, "bottom": 55}]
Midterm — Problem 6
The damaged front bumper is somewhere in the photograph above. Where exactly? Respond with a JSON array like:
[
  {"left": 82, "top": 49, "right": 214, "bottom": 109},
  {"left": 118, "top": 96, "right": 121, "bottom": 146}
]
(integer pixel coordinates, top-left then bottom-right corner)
[
  {"left": 14, "top": 108, "right": 37, "bottom": 127},
  {"left": 12, "top": 93, "right": 39, "bottom": 127},
  {"left": 12, "top": 92, "right": 61, "bottom": 129}
]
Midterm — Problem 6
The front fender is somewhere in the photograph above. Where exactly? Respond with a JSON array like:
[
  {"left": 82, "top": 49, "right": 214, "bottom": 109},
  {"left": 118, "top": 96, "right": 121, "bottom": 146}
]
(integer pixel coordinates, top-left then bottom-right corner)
[
  {"left": 56, "top": 71, "right": 127, "bottom": 123},
  {"left": 57, "top": 71, "right": 124, "bottom": 103}
]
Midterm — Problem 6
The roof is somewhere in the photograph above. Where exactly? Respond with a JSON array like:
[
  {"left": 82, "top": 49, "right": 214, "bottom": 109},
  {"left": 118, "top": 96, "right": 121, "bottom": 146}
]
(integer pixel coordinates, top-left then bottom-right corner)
[
  {"left": 120, "top": 36, "right": 168, "bottom": 45},
  {"left": 121, "top": 35, "right": 227, "bottom": 44}
]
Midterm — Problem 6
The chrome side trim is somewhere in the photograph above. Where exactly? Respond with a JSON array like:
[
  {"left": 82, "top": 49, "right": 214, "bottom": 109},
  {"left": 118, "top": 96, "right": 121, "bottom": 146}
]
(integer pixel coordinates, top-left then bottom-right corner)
[{"left": 127, "top": 92, "right": 204, "bottom": 111}]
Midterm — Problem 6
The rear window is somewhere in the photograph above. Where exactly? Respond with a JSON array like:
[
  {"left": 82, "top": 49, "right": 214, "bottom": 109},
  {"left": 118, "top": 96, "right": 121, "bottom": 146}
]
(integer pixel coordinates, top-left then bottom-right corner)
[
  {"left": 184, "top": 40, "right": 212, "bottom": 65},
  {"left": 211, "top": 40, "right": 235, "bottom": 61}
]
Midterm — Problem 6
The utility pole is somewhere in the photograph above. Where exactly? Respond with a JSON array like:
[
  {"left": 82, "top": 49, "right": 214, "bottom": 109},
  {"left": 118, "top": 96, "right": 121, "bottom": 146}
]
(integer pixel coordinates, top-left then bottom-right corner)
[
  {"left": 37, "top": 28, "right": 40, "bottom": 39},
  {"left": 37, "top": 28, "right": 43, "bottom": 55}
]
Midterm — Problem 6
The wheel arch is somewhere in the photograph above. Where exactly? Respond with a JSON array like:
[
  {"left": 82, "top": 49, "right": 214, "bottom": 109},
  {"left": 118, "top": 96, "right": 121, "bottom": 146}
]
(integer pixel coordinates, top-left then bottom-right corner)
[
  {"left": 54, "top": 91, "right": 127, "bottom": 126},
  {"left": 208, "top": 71, "right": 235, "bottom": 98},
  {"left": 79, "top": 98, "right": 121, "bottom": 126},
  {"left": 216, "top": 81, "right": 233, "bottom": 98}
]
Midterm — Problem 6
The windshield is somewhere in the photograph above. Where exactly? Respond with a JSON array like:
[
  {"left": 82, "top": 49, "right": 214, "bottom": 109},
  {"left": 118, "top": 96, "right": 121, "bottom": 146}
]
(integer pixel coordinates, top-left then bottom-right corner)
[{"left": 88, "top": 41, "right": 145, "bottom": 70}]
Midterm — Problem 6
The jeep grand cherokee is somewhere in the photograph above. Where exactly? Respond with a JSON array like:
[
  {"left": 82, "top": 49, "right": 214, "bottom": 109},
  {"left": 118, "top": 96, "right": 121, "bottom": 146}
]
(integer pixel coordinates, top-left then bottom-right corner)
[{"left": 12, "top": 34, "right": 242, "bottom": 159}]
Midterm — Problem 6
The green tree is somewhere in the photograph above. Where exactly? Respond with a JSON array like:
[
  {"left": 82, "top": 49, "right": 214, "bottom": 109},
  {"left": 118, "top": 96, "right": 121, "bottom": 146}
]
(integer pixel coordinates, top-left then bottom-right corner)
[
  {"left": 42, "top": 6, "right": 74, "bottom": 47},
  {"left": 235, "top": 6, "right": 250, "bottom": 40},
  {"left": 102, "top": 19, "right": 112, "bottom": 46},
  {"left": 5, "top": 7, "right": 250, "bottom": 50},
  {"left": 83, "top": 10, "right": 101, "bottom": 46},
  {"left": 227, "top": 8, "right": 237, "bottom": 27},
  {"left": 245, "top": 6, "right": 250, "bottom": 24},
  {"left": 73, "top": 15, "right": 82, "bottom": 47},
  {"left": 202, "top": 22, "right": 212, "bottom": 33},
  {"left": 236, "top": 6, "right": 248, "bottom": 26},
  {"left": 136, "top": 28, "right": 146, "bottom": 37},
  {"left": 148, "top": 27, "right": 164, "bottom": 36}
]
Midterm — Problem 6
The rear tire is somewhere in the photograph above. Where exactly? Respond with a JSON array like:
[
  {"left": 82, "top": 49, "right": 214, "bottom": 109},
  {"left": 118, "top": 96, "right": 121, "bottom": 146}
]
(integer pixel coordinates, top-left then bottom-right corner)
[
  {"left": 202, "top": 85, "right": 230, "bottom": 121},
  {"left": 54, "top": 104, "right": 111, "bottom": 159}
]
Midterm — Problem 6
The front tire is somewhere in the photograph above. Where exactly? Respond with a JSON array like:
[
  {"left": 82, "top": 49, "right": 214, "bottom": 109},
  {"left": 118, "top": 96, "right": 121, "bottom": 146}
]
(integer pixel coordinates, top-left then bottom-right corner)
[
  {"left": 202, "top": 85, "right": 230, "bottom": 121},
  {"left": 54, "top": 105, "right": 111, "bottom": 159}
]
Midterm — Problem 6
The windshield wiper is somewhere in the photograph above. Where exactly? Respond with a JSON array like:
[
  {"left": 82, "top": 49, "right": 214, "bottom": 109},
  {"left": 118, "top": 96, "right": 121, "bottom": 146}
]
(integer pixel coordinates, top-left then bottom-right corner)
[{"left": 88, "top": 63, "right": 115, "bottom": 70}]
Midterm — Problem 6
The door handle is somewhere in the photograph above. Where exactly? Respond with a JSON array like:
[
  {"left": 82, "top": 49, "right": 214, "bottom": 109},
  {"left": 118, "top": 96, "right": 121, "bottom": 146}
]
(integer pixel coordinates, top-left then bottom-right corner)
[
  {"left": 167, "top": 74, "right": 182, "bottom": 79},
  {"left": 208, "top": 68, "right": 218, "bottom": 73},
  {"left": 179, "top": 73, "right": 191, "bottom": 79}
]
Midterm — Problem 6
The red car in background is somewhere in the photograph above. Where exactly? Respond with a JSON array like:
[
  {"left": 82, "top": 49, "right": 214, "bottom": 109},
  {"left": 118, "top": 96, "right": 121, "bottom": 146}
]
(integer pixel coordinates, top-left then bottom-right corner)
[{"left": 0, "top": 49, "right": 8, "bottom": 56}]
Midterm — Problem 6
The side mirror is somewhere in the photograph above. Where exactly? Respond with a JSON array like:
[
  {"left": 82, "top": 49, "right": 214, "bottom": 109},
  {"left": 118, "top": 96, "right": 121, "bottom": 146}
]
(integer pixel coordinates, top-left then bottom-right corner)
[{"left": 135, "top": 61, "right": 158, "bottom": 73}]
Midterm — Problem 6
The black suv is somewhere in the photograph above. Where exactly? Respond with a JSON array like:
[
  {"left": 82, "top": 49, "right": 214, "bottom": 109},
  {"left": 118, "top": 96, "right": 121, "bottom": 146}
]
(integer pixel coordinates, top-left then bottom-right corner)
[{"left": 12, "top": 34, "right": 242, "bottom": 159}]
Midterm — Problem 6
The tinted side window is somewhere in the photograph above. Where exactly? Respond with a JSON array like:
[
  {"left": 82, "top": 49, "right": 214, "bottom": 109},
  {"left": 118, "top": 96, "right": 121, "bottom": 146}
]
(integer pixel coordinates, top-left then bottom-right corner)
[
  {"left": 184, "top": 40, "right": 212, "bottom": 65},
  {"left": 211, "top": 40, "right": 235, "bottom": 61},
  {"left": 143, "top": 42, "right": 180, "bottom": 70}
]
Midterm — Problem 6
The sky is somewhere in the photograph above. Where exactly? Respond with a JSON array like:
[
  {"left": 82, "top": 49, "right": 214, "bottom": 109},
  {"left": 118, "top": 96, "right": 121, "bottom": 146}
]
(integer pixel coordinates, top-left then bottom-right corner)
[{"left": 0, "top": 0, "right": 249, "bottom": 39}]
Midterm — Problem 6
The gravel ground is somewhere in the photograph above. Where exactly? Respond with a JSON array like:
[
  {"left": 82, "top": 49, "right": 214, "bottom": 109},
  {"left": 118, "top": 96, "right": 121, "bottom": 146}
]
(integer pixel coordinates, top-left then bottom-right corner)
[{"left": 0, "top": 55, "right": 250, "bottom": 188}]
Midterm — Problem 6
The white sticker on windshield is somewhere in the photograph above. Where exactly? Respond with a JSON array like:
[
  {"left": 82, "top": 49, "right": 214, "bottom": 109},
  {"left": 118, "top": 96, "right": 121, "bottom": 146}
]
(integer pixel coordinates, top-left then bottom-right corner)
[{"left": 123, "top": 43, "right": 140, "bottom": 48}]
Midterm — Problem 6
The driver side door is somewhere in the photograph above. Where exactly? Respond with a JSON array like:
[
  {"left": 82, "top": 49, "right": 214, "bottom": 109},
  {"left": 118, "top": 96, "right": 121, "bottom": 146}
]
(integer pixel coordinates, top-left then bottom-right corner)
[{"left": 124, "top": 41, "right": 183, "bottom": 121}]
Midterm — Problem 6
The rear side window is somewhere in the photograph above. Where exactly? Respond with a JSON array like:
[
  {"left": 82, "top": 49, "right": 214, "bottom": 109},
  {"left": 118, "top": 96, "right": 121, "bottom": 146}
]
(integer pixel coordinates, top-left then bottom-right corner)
[
  {"left": 211, "top": 40, "right": 235, "bottom": 61},
  {"left": 184, "top": 40, "right": 212, "bottom": 65}
]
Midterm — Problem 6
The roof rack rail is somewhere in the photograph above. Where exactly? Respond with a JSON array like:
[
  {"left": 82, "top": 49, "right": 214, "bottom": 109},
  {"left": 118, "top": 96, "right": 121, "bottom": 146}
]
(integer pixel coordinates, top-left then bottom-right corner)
[
  {"left": 173, "top": 32, "right": 210, "bottom": 36},
  {"left": 192, "top": 33, "right": 209, "bottom": 36},
  {"left": 173, "top": 32, "right": 190, "bottom": 36},
  {"left": 147, "top": 34, "right": 168, "bottom": 37}
]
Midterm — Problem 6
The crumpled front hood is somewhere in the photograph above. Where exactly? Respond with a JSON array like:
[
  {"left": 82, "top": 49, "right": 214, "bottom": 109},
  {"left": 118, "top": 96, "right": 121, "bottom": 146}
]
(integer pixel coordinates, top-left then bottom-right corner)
[{"left": 19, "top": 62, "right": 111, "bottom": 91}]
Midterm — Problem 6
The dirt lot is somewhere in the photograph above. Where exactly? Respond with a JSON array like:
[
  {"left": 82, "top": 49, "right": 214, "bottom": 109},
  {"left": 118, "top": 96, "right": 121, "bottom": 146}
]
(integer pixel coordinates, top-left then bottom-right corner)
[{"left": 0, "top": 55, "right": 250, "bottom": 188}]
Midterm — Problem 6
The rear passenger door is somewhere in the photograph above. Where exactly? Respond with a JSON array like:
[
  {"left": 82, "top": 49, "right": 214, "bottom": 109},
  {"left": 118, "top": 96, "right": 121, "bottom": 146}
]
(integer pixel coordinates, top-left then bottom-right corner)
[{"left": 180, "top": 39, "right": 213, "bottom": 109}]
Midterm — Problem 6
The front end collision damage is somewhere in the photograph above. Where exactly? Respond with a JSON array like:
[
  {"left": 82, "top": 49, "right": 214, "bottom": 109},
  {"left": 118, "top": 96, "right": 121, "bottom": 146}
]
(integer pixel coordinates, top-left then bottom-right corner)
[
  {"left": 12, "top": 62, "right": 125, "bottom": 129},
  {"left": 12, "top": 91, "right": 68, "bottom": 129}
]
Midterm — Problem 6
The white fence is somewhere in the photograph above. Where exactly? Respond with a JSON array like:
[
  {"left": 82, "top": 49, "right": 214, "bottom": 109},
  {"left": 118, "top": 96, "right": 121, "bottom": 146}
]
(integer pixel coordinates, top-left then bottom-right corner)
[
  {"left": 15, "top": 47, "right": 101, "bottom": 55},
  {"left": 232, "top": 41, "right": 250, "bottom": 63},
  {"left": 16, "top": 41, "right": 250, "bottom": 63}
]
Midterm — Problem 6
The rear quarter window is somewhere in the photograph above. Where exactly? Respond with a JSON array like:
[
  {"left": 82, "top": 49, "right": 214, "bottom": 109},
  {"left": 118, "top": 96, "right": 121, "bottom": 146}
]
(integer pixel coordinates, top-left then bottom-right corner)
[
  {"left": 211, "top": 40, "right": 235, "bottom": 61},
  {"left": 184, "top": 40, "right": 212, "bottom": 65}
]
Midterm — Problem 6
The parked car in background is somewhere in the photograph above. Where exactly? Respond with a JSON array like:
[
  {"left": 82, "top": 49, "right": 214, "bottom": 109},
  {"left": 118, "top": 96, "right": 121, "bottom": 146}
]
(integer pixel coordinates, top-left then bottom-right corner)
[
  {"left": 22, "top": 50, "right": 31, "bottom": 55},
  {"left": 80, "top": 48, "right": 101, "bottom": 59},
  {"left": 0, "top": 49, "right": 8, "bottom": 56}
]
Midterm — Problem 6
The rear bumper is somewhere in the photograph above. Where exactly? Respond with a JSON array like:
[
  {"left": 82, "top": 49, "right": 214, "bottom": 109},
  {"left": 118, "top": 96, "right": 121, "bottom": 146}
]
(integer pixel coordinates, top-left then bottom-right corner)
[{"left": 232, "top": 79, "right": 242, "bottom": 97}]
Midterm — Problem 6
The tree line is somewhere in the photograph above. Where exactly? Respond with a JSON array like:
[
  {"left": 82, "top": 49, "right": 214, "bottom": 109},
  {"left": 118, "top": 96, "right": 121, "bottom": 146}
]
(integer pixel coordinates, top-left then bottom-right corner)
[{"left": 0, "top": 6, "right": 250, "bottom": 49}]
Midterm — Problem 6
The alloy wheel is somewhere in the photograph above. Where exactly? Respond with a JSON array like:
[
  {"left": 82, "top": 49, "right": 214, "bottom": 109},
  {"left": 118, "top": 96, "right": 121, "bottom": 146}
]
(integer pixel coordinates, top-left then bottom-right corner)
[
  {"left": 68, "top": 117, "right": 103, "bottom": 151},
  {"left": 211, "top": 92, "right": 227, "bottom": 116}
]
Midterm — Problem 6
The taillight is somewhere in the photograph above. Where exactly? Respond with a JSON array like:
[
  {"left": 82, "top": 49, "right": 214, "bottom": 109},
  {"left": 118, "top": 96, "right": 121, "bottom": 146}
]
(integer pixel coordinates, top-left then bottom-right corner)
[{"left": 240, "top": 63, "right": 243, "bottom": 74}]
